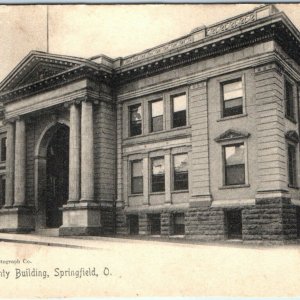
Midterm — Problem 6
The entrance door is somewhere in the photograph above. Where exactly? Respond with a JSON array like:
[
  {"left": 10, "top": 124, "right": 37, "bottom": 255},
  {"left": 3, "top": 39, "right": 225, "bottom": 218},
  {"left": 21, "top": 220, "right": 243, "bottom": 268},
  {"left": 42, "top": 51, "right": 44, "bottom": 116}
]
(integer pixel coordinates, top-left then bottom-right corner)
[{"left": 46, "top": 125, "right": 69, "bottom": 228}]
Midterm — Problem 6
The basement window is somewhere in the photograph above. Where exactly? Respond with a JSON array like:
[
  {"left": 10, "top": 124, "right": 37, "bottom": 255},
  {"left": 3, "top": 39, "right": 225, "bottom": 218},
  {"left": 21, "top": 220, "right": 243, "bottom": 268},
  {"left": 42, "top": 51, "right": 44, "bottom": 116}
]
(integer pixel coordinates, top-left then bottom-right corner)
[
  {"left": 148, "top": 214, "right": 161, "bottom": 235},
  {"left": 226, "top": 209, "right": 242, "bottom": 240}
]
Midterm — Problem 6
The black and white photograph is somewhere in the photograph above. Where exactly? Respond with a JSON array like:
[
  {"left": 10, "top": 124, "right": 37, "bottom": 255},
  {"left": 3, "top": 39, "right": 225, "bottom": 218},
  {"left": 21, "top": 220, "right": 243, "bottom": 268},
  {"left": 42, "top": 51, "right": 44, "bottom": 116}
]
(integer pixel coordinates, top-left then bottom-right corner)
[{"left": 0, "top": 2, "right": 299, "bottom": 297}]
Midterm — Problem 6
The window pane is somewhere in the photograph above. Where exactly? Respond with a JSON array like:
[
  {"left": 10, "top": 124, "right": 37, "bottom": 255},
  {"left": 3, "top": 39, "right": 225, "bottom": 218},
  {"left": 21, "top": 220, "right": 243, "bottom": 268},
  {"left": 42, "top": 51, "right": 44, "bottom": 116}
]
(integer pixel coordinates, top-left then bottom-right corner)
[
  {"left": 224, "top": 144, "right": 245, "bottom": 185},
  {"left": 285, "top": 81, "right": 294, "bottom": 118},
  {"left": 174, "top": 154, "right": 188, "bottom": 190},
  {"left": 223, "top": 80, "right": 243, "bottom": 117},
  {"left": 1, "top": 137, "right": 6, "bottom": 162},
  {"left": 132, "top": 177, "right": 143, "bottom": 194},
  {"left": 131, "top": 160, "right": 143, "bottom": 194},
  {"left": 152, "top": 157, "right": 165, "bottom": 192},
  {"left": 288, "top": 144, "right": 297, "bottom": 186},
  {"left": 223, "top": 81, "right": 243, "bottom": 100},
  {"left": 173, "top": 94, "right": 186, "bottom": 112},
  {"left": 130, "top": 104, "right": 142, "bottom": 136},
  {"left": 225, "top": 144, "right": 244, "bottom": 166},
  {"left": 151, "top": 100, "right": 163, "bottom": 117},
  {"left": 151, "top": 115, "right": 163, "bottom": 132},
  {"left": 132, "top": 161, "right": 142, "bottom": 177}
]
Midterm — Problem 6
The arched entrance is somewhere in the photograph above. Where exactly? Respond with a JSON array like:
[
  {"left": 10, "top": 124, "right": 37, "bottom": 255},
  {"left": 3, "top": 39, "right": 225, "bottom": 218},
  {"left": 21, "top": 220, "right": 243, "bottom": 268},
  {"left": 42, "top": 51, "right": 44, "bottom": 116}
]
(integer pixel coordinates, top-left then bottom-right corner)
[{"left": 35, "top": 122, "right": 69, "bottom": 229}]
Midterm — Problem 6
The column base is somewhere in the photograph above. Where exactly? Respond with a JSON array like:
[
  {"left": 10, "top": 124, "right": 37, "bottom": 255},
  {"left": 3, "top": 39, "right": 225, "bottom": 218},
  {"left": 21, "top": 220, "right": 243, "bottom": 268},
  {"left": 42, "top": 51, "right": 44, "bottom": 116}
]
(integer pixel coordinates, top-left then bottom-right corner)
[
  {"left": 59, "top": 202, "right": 102, "bottom": 236},
  {"left": 0, "top": 206, "right": 35, "bottom": 233},
  {"left": 189, "top": 194, "right": 212, "bottom": 207}
]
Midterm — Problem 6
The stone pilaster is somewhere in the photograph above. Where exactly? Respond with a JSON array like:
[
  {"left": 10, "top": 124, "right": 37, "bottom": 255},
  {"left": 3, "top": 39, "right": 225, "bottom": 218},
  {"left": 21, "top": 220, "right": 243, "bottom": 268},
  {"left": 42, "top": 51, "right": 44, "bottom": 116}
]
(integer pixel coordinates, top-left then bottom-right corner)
[
  {"left": 189, "top": 81, "right": 212, "bottom": 206},
  {"left": 5, "top": 121, "right": 15, "bottom": 207},
  {"left": 80, "top": 100, "right": 94, "bottom": 202},
  {"left": 14, "top": 118, "right": 26, "bottom": 206},
  {"left": 68, "top": 103, "right": 80, "bottom": 203},
  {"left": 142, "top": 154, "right": 149, "bottom": 206},
  {"left": 164, "top": 150, "right": 171, "bottom": 204}
]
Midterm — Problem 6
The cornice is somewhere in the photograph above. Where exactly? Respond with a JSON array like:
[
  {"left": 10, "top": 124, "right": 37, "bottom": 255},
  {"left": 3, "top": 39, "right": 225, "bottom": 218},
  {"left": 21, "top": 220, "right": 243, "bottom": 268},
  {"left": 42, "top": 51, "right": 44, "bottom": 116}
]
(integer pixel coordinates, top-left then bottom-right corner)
[{"left": 0, "top": 65, "right": 112, "bottom": 104}]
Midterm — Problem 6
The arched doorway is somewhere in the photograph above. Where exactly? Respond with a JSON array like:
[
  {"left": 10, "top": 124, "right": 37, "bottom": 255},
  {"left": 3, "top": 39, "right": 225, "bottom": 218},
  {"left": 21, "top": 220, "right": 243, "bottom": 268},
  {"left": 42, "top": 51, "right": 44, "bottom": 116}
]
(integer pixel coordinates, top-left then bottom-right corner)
[
  {"left": 45, "top": 125, "right": 69, "bottom": 227},
  {"left": 35, "top": 122, "right": 69, "bottom": 229}
]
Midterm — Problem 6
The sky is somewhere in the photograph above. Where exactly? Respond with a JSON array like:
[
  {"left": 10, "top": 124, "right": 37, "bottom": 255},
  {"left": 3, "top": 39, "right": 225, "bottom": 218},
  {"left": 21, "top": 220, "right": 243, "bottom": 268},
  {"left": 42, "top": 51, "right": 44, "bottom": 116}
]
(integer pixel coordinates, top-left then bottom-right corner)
[{"left": 0, "top": 4, "right": 300, "bottom": 81}]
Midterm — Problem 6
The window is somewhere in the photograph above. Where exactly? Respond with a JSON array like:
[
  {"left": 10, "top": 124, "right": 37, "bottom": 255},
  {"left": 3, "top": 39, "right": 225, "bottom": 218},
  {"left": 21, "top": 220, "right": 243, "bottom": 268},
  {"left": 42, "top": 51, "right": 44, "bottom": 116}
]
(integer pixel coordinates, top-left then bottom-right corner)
[
  {"left": 148, "top": 214, "right": 161, "bottom": 235},
  {"left": 131, "top": 160, "right": 143, "bottom": 194},
  {"left": 223, "top": 143, "right": 245, "bottom": 186},
  {"left": 0, "top": 176, "right": 5, "bottom": 206},
  {"left": 285, "top": 80, "right": 294, "bottom": 120},
  {"left": 226, "top": 209, "right": 242, "bottom": 240},
  {"left": 222, "top": 79, "right": 243, "bottom": 117},
  {"left": 129, "top": 104, "right": 142, "bottom": 136},
  {"left": 151, "top": 157, "right": 165, "bottom": 192},
  {"left": 0, "top": 137, "right": 6, "bottom": 162},
  {"left": 150, "top": 100, "right": 163, "bottom": 132},
  {"left": 128, "top": 215, "right": 139, "bottom": 235},
  {"left": 172, "top": 213, "right": 185, "bottom": 235},
  {"left": 173, "top": 154, "right": 188, "bottom": 190},
  {"left": 288, "top": 143, "right": 297, "bottom": 187},
  {"left": 172, "top": 94, "right": 187, "bottom": 128}
]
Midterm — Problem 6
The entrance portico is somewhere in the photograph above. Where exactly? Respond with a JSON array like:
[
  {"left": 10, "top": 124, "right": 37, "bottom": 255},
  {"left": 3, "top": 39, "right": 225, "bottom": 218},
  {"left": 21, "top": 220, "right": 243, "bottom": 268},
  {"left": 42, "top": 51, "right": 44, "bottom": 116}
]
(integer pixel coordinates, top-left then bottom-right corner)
[{"left": 0, "top": 51, "right": 115, "bottom": 235}]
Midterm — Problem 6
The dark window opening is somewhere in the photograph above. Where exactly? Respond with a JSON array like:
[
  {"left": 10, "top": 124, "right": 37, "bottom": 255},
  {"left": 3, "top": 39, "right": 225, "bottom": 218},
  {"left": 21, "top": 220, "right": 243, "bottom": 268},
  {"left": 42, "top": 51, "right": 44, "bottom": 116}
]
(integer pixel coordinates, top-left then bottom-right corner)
[
  {"left": 226, "top": 209, "right": 242, "bottom": 240},
  {"left": 131, "top": 160, "right": 143, "bottom": 194},
  {"left": 296, "top": 207, "right": 300, "bottom": 238},
  {"left": 148, "top": 214, "right": 161, "bottom": 235},
  {"left": 151, "top": 100, "right": 163, "bottom": 132},
  {"left": 222, "top": 79, "right": 243, "bottom": 118},
  {"left": 151, "top": 157, "right": 165, "bottom": 192},
  {"left": 129, "top": 104, "right": 142, "bottom": 136},
  {"left": 224, "top": 143, "right": 245, "bottom": 186},
  {"left": 1, "top": 137, "right": 6, "bottom": 162},
  {"left": 128, "top": 215, "right": 139, "bottom": 235},
  {"left": 174, "top": 154, "right": 188, "bottom": 190},
  {"left": 172, "top": 94, "right": 187, "bottom": 128},
  {"left": 285, "top": 80, "right": 294, "bottom": 120},
  {"left": 288, "top": 143, "right": 297, "bottom": 187},
  {"left": 172, "top": 213, "right": 185, "bottom": 235},
  {"left": 0, "top": 176, "right": 5, "bottom": 206}
]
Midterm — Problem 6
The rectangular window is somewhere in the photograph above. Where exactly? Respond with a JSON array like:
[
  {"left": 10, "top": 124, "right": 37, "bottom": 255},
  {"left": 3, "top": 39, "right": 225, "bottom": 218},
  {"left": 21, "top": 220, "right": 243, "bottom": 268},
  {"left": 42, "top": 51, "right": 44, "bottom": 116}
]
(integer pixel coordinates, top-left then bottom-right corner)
[
  {"left": 172, "top": 213, "right": 185, "bottom": 235},
  {"left": 172, "top": 94, "right": 187, "bottom": 128},
  {"left": 129, "top": 104, "right": 142, "bottom": 136},
  {"left": 128, "top": 215, "right": 139, "bottom": 235},
  {"left": 150, "top": 100, "right": 163, "bottom": 132},
  {"left": 288, "top": 143, "right": 297, "bottom": 187},
  {"left": 285, "top": 80, "right": 294, "bottom": 119},
  {"left": 131, "top": 160, "right": 143, "bottom": 194},
  {"left": 0, "top": 176, "right": 5, "bottom": 206},
  {"left": 173, "top": 154, "right": 188, "bottom": 190},
  {"left": 222, "top": 79, "right": 243, "bottom": 117},
  {"left": 226, "top": 209, "right": 242, "bottom": 240},
  {"left": 0, "top": 137, "right": 6, "bottom": 162},
  {"left": 148, "top": 214, "right": 161, "bottom": 235},
  {"left": 223, "top": 143, "right": 245, "bottom": 186},
  {"left": 151, "top": 157, "right": 165, "bottom": 192}
]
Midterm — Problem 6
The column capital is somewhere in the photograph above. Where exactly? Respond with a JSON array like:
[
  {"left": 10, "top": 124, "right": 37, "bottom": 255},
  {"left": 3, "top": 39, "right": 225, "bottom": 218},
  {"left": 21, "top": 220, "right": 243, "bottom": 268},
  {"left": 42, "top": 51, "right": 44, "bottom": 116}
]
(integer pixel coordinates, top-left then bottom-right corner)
[{"left": 3, "top": 116, "right": 20, "bottom": 125}]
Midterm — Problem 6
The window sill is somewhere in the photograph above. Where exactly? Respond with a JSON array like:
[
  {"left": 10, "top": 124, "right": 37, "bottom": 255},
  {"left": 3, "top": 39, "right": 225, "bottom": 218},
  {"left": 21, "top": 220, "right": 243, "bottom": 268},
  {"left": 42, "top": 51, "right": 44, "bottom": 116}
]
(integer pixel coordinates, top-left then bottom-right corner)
[
  {"left": 285, "top": 115, "right": 297, "bottom": 124},
  {"left": 219, "top": 184, "right": 250, "bottom": 190},
  {"left": 172, "top": 189, "right": 189, "bottom": 194},
  {"left": 217, "top": 113, "right": 247, "bottom": 122},
  {"left": 149, "top": 192, "right": 165, "bottom": 196},
  {"left": 170, "top": 235, "right": 185, "bottom": 238},
  {"left": 129, "top": 193, "right": 143, "bottom": 197},
  {"left": 288, "top": 185, "right": 299, "bottom": 190}
]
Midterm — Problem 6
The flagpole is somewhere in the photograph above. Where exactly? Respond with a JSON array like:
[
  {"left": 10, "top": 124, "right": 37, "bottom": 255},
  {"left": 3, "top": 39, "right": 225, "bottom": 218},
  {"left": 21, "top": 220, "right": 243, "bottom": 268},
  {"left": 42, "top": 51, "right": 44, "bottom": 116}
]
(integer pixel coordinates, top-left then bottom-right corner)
[{"left": 46, "top": 5, "right": 49, "bottom": 53}]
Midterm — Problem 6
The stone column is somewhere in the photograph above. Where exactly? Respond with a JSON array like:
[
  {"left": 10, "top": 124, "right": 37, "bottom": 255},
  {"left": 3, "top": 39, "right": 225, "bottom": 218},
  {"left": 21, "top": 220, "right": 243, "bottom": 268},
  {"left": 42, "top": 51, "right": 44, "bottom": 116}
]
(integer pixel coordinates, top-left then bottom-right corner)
[
  {"left": 14, "top": 118, "right": 26, "bottom": 206},
  {"left": 68, "top": 103, "right": 81, "bottom": 202},
  {"left": 80, "top": 100, "right": 94, "bottom": 202},
  {"left": 5, "top": 121, "right": 15, "bottom": 207},
  {"left": 164, "top": 150, "right": 171, "bottom": 204},
  {"left": 142, "top": 154, "right": 149, "bottom": 206}
]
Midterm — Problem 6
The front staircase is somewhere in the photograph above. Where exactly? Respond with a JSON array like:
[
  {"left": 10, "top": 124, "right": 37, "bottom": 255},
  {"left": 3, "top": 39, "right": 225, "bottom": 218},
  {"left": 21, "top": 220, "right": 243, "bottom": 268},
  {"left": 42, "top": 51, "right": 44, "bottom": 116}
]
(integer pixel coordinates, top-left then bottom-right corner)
[{"left": 34, "top": 228, "right": 60, "bottom": 237}]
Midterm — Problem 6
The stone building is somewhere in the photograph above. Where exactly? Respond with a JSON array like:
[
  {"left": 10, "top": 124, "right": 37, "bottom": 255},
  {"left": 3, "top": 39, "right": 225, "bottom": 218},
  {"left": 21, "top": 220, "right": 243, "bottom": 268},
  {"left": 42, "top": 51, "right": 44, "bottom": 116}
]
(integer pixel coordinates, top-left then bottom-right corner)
[{"left": 0, "top": 4, "right": 299, "bottom": 242}]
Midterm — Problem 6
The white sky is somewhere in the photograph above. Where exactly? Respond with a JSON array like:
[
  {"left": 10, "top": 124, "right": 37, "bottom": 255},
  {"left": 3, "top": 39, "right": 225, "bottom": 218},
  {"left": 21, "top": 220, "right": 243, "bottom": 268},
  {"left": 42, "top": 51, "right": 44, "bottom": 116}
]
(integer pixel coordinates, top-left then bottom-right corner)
[{"left": 0, "top": 4, "right": 300, "bottom": 81}]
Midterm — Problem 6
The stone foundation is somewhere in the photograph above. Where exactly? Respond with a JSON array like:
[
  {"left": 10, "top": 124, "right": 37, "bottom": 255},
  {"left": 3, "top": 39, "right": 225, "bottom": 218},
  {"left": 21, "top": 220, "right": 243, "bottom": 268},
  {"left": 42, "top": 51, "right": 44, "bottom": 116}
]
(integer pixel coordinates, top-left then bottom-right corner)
[
  {"left": 115, "top": 197, "right": 300, "bottom": 243},
  {"left": 0, "top": 206, "right": 35, "bottom": 233}
]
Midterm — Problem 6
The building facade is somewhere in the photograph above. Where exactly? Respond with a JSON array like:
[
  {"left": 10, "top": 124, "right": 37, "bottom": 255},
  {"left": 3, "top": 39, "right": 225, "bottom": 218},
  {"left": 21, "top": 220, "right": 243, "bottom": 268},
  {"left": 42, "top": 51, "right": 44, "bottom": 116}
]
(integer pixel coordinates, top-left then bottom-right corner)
[{"left": 0, "top": 4, "right": 299, "bottom": 242}]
